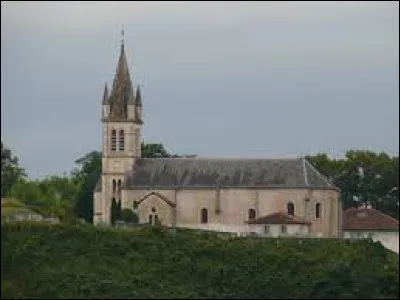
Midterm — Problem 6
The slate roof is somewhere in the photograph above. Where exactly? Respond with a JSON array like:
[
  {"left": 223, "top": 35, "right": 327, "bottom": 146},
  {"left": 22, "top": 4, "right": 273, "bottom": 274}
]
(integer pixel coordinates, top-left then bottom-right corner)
[
  {"left": 246, "top": 212, "right": 311, "bottom": 225},
  {"left": 121, "top": 157, "right": 336, "bottom": 190},
  {"left": 343, "top": 207, "right": 399, "bottom": 231}
]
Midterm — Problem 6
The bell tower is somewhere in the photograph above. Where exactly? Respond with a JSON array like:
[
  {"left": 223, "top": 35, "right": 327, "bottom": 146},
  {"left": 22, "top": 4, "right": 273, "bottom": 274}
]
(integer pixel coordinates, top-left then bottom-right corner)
[{"left": 94, "top": 30, "right": 143, "bottom": 225}]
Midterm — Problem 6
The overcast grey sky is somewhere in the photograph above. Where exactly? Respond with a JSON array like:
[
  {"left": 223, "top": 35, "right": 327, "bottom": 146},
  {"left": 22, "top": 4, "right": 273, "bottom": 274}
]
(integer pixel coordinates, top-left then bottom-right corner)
[{"left": 1, "top": 1, "right": 399, "bottom": 179}]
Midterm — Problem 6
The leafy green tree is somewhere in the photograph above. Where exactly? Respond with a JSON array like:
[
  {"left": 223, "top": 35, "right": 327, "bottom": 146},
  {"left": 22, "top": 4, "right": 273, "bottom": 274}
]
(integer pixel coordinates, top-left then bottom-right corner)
[
  {"left": 10, "top": 179, "right": 42, "bottom": 206},
  {"left": 120, "top": 208, "right": 139, "bottom": 223},
  {"left": 72, "top": 151, "right": 102, "bottom": 223},
  {"left": 141, "top": 142, "right": 174, "bottom": 158},
  {"left": 1, "top": 141, "right": 26, "bottom": 197},
  {"left": 307, "top": 150, "right": 399, "bottom": 219}
]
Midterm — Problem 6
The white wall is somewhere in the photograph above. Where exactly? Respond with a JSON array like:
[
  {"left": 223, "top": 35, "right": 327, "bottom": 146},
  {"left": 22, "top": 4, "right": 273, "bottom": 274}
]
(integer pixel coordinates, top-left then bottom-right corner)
[
  {"left": 343, "top": 230, "right": 399, "bottom": 254},
  {"left": 177, "top": 223, "right": 311, "bottom": 237}
]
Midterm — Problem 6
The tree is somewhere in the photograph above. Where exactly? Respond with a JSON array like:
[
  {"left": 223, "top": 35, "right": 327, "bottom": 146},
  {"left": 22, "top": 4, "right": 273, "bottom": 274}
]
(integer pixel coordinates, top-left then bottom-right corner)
[
  {"left": 1, "top": 141, "right": 26, "bottom": 197},
  {"left": 72, "top": 151, "right": 102, "bottom": 223},
  {"left": 110, "top": 198, "right": 117, "bottom": 225},
  {"left": 116, "top": 199, "right": 122, "bottom": 221},
  {"left": 141, "top": 142, "right": 174, "bottom": 158},
  {"left": 307, "top": 150, "right": 399, "bottom": 219},
  {"left": 120, "top": 208, "right": 139, "bottom": 223}
]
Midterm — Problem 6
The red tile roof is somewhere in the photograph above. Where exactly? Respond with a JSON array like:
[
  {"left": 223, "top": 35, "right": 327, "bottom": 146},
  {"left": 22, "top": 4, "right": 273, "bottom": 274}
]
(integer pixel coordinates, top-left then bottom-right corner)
[
  {"left": 246, "top": 211, "right": 311, "bottom": 225},
  {"left": 343, "top": 207, "right": 399, "bottom": 231}
]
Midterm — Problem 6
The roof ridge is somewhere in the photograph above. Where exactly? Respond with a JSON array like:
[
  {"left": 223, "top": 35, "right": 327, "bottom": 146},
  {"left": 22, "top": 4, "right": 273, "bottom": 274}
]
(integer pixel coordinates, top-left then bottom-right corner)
[
  {"left": 368, "top": 207, "right": 399, "bottom": 224},
  {"left": 303, "top": 158, "right": 337, "bottom": 189},
  {"left": 138, "top": 157, "right": 303, "bottom": 161}
]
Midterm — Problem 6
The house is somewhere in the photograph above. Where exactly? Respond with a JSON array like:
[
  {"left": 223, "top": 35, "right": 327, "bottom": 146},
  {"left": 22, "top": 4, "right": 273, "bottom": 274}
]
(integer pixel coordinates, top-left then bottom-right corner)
[
  {"left": 342, "top": 207, "right": 399, "bottom": 253},
  {"left": 1, "top": 198, "right": 44, "bottom": 222},
  {"left": 246, "top": 211, "right": 312, "bottom": 237}
]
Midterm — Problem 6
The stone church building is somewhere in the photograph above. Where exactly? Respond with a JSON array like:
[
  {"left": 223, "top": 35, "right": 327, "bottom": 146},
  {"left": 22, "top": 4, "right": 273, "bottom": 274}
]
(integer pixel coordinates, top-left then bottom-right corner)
[{"left": 93, "top": 38, "right": 342, "bottom": 238}]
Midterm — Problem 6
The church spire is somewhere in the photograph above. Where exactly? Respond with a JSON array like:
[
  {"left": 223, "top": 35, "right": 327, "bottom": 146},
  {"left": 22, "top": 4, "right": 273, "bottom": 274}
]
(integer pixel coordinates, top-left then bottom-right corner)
[{"left": 109, "top": 27, "right": 133, "bottom": 121}]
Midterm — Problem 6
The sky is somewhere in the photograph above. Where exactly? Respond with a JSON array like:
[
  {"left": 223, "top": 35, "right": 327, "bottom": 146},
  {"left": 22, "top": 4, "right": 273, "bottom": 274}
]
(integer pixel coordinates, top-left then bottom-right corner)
[{"left": 1, "top": 1, "right": 399, "bottom": 179}]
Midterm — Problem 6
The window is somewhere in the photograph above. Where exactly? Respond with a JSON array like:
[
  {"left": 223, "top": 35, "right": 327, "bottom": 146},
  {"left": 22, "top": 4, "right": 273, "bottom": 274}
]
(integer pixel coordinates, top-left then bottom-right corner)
[
  {"left": 248, "top": 208, "right": 256, "bottom": 221},
  {"left": 201, "top": 208, "right": 208, "bottom": 224},
  {"left": 264, "top": 225, "right": 270, "bottom": 234},
  {"left": 281, "top": 225, "right": 287, "bottom": 234},
  {"left": 133, "top": 201, "right": 138, "bottom": 209},
  {"left": 148, "top": 207, "right": 158, "bottom": 225},
  {"left": 287, "top": 202, "right": 294, "bottom": 216},
  {"left": 111, "top": 130, "right": 117, "bottom": 151},
  {"left": 315, "top": 203, "right": 321, "bottom": 219},
  {"left": 112, "top": 179, "right": 117, "bottom": 193},
  {"left": 119, "top": 130, "right": 125, "bottom": 151}
]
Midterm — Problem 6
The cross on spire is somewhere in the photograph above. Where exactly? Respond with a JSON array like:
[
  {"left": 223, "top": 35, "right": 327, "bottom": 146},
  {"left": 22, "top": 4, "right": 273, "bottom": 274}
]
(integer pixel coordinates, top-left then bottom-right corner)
[{"left": 121, "top": 25, "right": 124, "bottom": 47}]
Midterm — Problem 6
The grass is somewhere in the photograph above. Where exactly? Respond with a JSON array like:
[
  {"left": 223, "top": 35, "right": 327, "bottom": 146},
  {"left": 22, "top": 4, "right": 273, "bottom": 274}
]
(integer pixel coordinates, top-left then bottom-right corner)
[{"left": 1, "top": 222, "right": 399, "bottom": 299}]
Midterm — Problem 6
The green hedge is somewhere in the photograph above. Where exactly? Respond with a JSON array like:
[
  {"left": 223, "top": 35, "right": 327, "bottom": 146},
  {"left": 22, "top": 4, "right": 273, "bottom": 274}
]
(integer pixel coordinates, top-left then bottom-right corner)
[{"left": 1, "top": 223, "right": 399, "bottom": 299}]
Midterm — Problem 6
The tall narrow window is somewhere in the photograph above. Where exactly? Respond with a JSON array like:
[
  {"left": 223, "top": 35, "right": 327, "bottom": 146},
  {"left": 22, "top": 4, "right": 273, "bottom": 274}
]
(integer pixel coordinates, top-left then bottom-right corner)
[
  {"left": 316, "top": 203, "right": 321, "bottom": 219},
  {"left": 148, "top": 215, "right": 153, "bottom": 224},
  {"left": 201, "top": 208, "right": 208, "bottom": 224},
  {"left": 112, "top": 179, "right": 117, "bottom": 194},
  {"left": 287, "top": 202, "right": 294, "bottom": 216},
  {"left": 119, "top": 130, "right": 125, "bottom": 151},
  {"left": 248, "top": 208, "right": 256, "bottom": 221},
  {"left": 111, "top": 130, "right": 117, "bottom": 151}
]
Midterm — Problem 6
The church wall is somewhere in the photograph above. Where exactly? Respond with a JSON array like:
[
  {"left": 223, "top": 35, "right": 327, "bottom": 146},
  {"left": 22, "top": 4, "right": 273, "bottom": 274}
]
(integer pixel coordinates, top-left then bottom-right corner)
[
  {"left": 123, "top": 187, "right": 340, "bottom": 237},
  {"left": 175, "top": 189, "right": 217, "bottom": 224}
]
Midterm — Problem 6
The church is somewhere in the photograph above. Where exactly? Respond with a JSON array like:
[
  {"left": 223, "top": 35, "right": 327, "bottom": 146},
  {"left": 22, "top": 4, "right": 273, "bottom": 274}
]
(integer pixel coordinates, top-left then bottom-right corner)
[{"left": 93, "top": 37, "right": 342, "bottom": 238}]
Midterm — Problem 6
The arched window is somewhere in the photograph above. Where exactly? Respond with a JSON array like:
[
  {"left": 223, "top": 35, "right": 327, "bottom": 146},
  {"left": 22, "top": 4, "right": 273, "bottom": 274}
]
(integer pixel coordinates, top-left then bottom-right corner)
[
  {"left": 119, "top": 130, "right": 125, "bottom": 151},
  {"left": 111, "top": 129, "right": 117, "bottom": 151},
  {"left": 201, "top": 208, "right": 208, "bottom": 224},
  {"left": 112, "top": 179, "right": 116, "bottom": 193},
  {"left": 315, "top": 203, "right": 321, "bottom": 219},
  {"left": 248, "top": 208, "right": 256, "bottom": 221},
  {"left": 287, "top": 202, "right": 294, "bottom": 216}
]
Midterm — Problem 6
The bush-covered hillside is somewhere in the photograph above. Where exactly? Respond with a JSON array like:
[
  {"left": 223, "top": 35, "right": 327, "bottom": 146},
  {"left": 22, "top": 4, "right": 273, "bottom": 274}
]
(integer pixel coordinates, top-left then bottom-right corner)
[{"left": 1, "top": 223, "right": 399, "bottom": 299}]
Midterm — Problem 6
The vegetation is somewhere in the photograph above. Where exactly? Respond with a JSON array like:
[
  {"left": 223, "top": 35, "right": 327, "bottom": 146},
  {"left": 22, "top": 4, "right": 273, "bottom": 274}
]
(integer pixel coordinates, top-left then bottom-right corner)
[
  {"left": 1, "top": 142, "right": 26, "bottom": 198},
  {"left": 120, "top": 208, "right": 138, "bottom": 223},
  {"left": 307, "top": 151, "right": 399, "bottom": 219},
  {"left": 1, "top": 222, "right": 399, "bottom": 299}
]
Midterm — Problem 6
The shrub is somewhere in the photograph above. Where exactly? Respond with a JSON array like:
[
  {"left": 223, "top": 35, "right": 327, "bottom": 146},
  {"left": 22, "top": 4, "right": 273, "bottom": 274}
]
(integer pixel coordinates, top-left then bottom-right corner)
[
  {"left": 1, "top": 222, "right": 398, "bottom": 299},
  {"left": 120, "top": 208, "right": 138, "bottom": 224}
]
